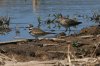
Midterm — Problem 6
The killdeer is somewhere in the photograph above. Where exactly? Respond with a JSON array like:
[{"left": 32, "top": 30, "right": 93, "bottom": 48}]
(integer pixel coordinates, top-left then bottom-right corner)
[
  {"left": 56, "top": 16, "right": 82, "bottom": 32},
  {"left": 28, "top": 24, "right": 56, "bottom": 39}
]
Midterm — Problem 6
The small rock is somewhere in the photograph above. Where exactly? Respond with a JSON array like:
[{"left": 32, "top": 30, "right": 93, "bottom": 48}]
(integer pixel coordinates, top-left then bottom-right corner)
[{"left": 97, "top": 34, "right": 100, "bottom": 37}]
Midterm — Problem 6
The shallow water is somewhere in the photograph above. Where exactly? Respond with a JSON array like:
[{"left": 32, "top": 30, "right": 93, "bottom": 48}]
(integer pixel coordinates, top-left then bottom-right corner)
[{"left": 0, "top": 0, "right": 100, "bottom": 41}]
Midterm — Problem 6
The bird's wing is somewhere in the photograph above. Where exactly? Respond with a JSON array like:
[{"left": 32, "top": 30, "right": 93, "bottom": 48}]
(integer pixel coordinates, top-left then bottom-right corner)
[{"left": 31, "top": 28, "right": 45, "bottom": 35}]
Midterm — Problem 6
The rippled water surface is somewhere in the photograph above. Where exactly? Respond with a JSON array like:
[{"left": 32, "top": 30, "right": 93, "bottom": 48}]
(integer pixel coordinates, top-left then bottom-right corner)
[{"left": 0, "top": 0, "right": 100, "bottom": 41}]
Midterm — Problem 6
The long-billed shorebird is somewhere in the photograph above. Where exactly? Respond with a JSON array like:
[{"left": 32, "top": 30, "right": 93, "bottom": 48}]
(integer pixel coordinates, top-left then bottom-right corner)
[
  {"left": 28, "top": 24, "right": 56, "bottom": 39},
  {"left": 56, "top": 16, "right": 82, "bottom": 32}
]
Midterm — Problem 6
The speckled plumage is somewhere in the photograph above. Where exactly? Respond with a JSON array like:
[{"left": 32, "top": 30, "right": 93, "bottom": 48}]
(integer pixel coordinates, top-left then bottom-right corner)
[
  {"left": 58, "top": 17, "right": 81, "bottom": 27},
  {"left": 57, "top": 17, "right": 82, "bottom": 32}
]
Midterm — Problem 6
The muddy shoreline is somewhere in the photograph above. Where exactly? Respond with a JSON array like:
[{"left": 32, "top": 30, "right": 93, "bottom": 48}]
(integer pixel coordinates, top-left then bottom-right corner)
[{"left": 0, "top": 25, "right": 100, "bottom": 66}]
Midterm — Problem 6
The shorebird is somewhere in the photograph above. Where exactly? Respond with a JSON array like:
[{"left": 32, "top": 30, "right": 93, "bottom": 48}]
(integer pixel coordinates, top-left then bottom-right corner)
[
  {"left": 56, "top": 16, "right": 82, "bottom": 32},
  {"left": 28, "top": 24, "right": 56, "bottom": 39}
]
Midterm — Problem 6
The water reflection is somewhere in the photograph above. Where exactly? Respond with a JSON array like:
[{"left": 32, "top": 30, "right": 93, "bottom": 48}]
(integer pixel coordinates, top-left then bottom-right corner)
[
  {"left": 14, "top": 24, "right": 21, "bottom": 38},
  {"left": 0, "top": 28, "right": 11, "bottom": 35},
  {"left": 32, "top": 0, "right": 40, "bottom": 12}
]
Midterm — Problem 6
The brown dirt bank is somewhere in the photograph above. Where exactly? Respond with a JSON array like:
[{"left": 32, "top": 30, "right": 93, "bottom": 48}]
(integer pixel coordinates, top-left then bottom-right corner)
[
  {"left": 80, "top": 25, "right": 100, "bottom": 35},
  {"left": 0, "top": 25, "right": 100, "bottom": 62}
]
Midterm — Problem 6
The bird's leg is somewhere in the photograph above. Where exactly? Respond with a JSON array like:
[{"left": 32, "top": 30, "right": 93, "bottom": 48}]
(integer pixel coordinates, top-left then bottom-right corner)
[
  {"left": 65, "top": 27, "right": 68, "bottom": 32},
  {"left": 35, "top": 36, "right": 38, "bottom": 40},
  {"left": 34, "top": 36, "right": 38, "bottom": 43},
  {"left": 73, "top": 27, "right": 77, "bottom": 35},
  {"left": 68, "top": 27, "right": 71, "bottom": 35}
]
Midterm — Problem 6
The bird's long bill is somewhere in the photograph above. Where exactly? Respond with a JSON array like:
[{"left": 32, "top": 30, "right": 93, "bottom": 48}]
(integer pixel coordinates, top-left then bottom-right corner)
[
  {"left": 78, "top": 22, "right": 82, "bottom": 24},
  {"left": 70, "top": 22, "right": 82, "bottom": 26}
]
